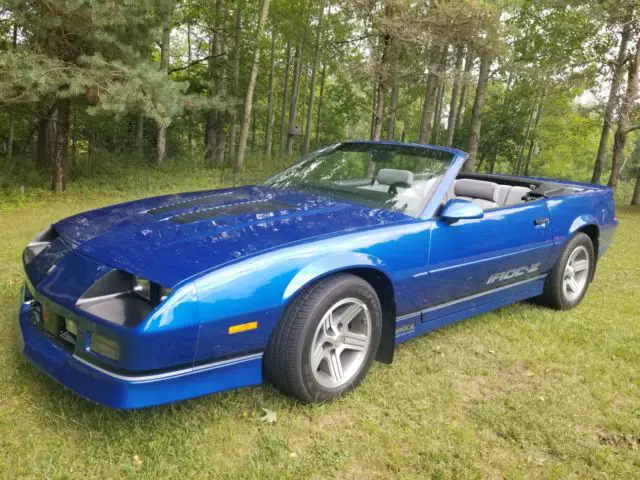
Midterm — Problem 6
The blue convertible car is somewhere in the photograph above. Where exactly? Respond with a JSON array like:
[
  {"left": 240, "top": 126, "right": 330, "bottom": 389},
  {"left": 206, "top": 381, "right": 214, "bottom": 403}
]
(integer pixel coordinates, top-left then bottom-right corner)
[{"left": 19, "top": 141, "right": 618, "bottom": 408}]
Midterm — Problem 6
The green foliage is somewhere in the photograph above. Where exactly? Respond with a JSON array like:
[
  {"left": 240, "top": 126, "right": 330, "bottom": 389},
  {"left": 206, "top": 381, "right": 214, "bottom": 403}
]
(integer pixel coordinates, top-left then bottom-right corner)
[{"left": 0, "top": 0, "right": 636, "bottom": 195}]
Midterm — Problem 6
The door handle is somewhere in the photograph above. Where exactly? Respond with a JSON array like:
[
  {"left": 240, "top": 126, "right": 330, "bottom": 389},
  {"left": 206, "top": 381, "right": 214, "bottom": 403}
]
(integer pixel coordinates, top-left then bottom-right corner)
[{"left": 534, "top": 217, "right": 550, "bottom": 226}]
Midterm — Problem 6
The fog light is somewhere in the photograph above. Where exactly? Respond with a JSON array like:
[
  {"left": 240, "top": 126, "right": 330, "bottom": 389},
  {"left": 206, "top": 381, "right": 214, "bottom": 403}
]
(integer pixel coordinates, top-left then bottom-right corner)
[
  {"left": 90, "top": 333, "right": 120, "bottom": 360},
  {"left": 65, "top": 318, "right": 78, "bottom": 336}
]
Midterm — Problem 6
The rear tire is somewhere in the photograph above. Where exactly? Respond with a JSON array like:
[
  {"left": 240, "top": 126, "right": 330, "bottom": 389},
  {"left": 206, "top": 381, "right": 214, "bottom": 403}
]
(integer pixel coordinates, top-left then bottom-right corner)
[
  {"left": 539, "top": 232, "right": 594, "bottom": 310},
  {"left": 264, "top": 273, "right": 382, "bottom": 403}
]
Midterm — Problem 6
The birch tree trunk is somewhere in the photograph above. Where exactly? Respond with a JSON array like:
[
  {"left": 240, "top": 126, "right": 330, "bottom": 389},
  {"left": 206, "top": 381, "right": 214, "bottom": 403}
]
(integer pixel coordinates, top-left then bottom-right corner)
[
  {"left": 592, "top": 6, "right": 633, "bottom": 184},
  {"left": 264, "top": 31, "right": 276, "bottom": 157},
  {"left": 462, "top": 51, "right": 491, "bottom": 172},
  {"left": 214, "top": 0, "right": 227, "bottom": 166},
  {"left": 445, "top": 45, "right": 464, "bottom": 147},
  {"left": 431, "top": 46, "right": 448, "bottom": 145},
  {"left": 315, "top": 62, "right": 327, "bottom": 149},
  {"left": 7, "top": 25, "right": 17, "bottom": 163},
  {"left": 524, "top": 91, "right": 544, "bottom": 176},
  {"left": 279, "top": 42, "right": 292, "bottom": 154},
  {"left": 229, "top": 2, "right": 241, "bottom": 164},
  {"left": 418, "top": 44, "right": 442, "bottom": 143},
  {"left": 608, "top": 36, "right": 640, "bottom": 189},
  {"left": 303, "top": 2, "right": 325, "bottom": 154},
  {"left": 187, "top": 22, "right": 193, "bottom": 152},
  {"left": 455, "top": 47, "right": 474, "bottom": 133},
  {"left": 370, "top": 79, "right": 378, "bottom": 140},
  {"left": 235, "top": 0, "right": 271, "bottom": 172},
  {"left": 286, "top": 41, "right": 304, "bottom": 155},
  {"left": 372, "top": 0, "right": 395, "bottom": 141},
  {"left": 156, "top": 23, "right": 171, "bottom": 166},
  {"left": 386, "top": 55, "right": 400, "bottom": 140}
]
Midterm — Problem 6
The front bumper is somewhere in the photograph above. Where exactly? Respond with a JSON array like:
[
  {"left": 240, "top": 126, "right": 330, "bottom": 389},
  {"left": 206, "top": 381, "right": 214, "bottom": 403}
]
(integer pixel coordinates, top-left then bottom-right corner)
[{"left": 18, "top": 297, "right": 263, "bottom": 409}]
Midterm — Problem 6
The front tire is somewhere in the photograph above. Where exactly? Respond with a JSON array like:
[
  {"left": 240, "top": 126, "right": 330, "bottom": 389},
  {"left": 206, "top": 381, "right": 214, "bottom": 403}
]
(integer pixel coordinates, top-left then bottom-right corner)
[
  {"left": 264, "top": 274, "right": 382, "bottom": 403},
  {"left": 539, "top": 232, "right": 594, "bottom": 310}
]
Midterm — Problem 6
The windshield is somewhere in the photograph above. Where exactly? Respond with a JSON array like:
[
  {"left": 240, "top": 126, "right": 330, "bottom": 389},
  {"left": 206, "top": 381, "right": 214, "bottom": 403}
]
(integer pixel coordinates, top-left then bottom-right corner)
[{"left": 264, "top": 142, "right": 455, "bottom": 217}]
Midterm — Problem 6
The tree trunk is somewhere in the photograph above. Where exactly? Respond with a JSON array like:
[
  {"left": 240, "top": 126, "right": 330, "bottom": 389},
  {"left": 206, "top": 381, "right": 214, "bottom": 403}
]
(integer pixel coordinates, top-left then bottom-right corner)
[
  {"left": 136, "top": 113, "right": 144, "bottom": 157},
  {"left": 463, "top": 51, "right": 491, "bottom": 172},
  {"left": 431, "top": 79, "right": 445, "bottom": 144},
  {"left": 523, "top": 90, "right": 545, "bottom": 176},
  {"left": 251, "top": 108, "right": 257, "bottom": 151},
  {"left": 513, "top": 89, "right": 541, "bottom": 175},
  {"left": 279, "top": 42, "right": 292, "bottom": 154},
  {"left": 445, "top": 45, "right": 464, "bottom": 147},
  {"left": 370, "top": 79, "right": 378, "bottom": 140},
  {"left": 37, "top": 100, "right": 55, "bottom": 169},
  {"left": 372, "top": 75, "right": 386, "bottom": 141},
  {"left": 229, "top": 1, "right": 241, "bottom": 164},
  {"left": 264, "top": 31, "right": 276, "bottom": 157},
  {"left": 70, "top": 106, "right": 78, "bottom": 167},
  {"left": 156, "top": 22, "right": 171, "bottom": 166},
  {"left": 418, "top": 44, "right": 442, "bottom": 143},
  {"left": 235, "top": 0, "right": 271, "bottom": 172},
  {"left": 315, "top": 62, "right": 327, "bottom": 149},
  {"left": 187, "top": 22, "right": 193, "bottom": 152},
  {"left": 214, "top": 0, "right": 227, "bottom": 166},
  {"left": 7, "top": 24, "right": 17, "bottom": 163},
  {"left": 372, "top": 0, "right": 395, "bottom": 141},
  {"left": 204, "top": 2, "right": 225, "bottom": 166},
  {"left": 609, "top": 36, "right": 640, "bottom": 189},
  {"left": 286, "top": 41, "right": 304, "bottom": 155},
  {"left": 592, "top": 7, "right": 633, "bottom": 184},
  {"left": 51, "top": 98, "right": 71, "bottom": 192},
  {"left": 303, "top": 2, "right": 325, "bottom": 154},
  {"left": 386, "top": 56, "right": 400, "bottom": 140},
  {"left": 632, "top": 171, "right": 640, "bottom": 205},
  {"left": 7, "top": 117, "right": 14, "bottom": 164},
  {"left": 455, "top": 47, "right": 474, "bottom": 134},
  {"left": 431, "top": 46, "right": 449, "bottom": 145},
  {"left": 204, "top": 109, "right": 217, "bottom": 166}
]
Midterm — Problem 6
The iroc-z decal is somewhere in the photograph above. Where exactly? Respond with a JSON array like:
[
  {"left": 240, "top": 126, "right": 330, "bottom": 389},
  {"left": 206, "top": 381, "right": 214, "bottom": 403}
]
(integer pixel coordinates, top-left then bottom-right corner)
[{"left": 486, "top": 263, "right": 541, "bottom": 285}]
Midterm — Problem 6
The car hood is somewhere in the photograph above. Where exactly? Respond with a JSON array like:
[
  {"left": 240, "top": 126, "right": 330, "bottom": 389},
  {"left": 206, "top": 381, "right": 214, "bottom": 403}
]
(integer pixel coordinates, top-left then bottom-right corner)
[{"left": 53, "top": 186, "right": 410, "bottom": 287}]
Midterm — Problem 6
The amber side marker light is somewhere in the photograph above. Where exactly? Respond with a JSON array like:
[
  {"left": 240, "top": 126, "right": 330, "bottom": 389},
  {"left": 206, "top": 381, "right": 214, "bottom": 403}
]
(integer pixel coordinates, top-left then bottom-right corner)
[{"left": 228, "top": 321, "right": 258, "bottom": 334}]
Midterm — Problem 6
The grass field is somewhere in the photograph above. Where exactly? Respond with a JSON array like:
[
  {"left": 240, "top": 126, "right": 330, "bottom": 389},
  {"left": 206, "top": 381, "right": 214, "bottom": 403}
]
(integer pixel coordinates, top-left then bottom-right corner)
[{"left": 1, "top": 164, "right": 639, "bottom": 479}]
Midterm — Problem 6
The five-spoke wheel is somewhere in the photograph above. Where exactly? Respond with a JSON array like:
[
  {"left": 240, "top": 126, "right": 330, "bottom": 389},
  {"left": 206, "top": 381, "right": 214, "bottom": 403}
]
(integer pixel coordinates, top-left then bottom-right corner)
[
  {"left": 310, "top": 298, "right": 372, "bottom": 389},
  {"left": 540, "top": 232, "right": 594, "bottom": 310},
  {"left": 264, "top": 274, "right": 382, "bottom": 403}
]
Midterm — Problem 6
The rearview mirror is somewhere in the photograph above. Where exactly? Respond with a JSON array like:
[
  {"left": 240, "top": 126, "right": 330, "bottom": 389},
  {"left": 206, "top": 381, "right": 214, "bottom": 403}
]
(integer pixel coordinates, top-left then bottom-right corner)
[{"left": 440, "top": 198, "right": 484, "bottom": 223}]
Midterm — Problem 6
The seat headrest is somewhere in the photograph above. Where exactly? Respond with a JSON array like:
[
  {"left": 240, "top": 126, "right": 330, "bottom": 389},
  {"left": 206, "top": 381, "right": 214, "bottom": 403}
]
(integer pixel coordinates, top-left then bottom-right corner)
[
  {"left": 454, "top": 179, "right": 498, "bottom": 202},
  {"left": 376, "top": 169, "right": 414, "bottom": 187}
]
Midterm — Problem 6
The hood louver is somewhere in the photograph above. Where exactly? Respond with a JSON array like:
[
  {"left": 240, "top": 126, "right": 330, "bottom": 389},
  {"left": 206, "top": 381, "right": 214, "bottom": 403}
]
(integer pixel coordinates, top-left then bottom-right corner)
[
  {"left": 170, "top": 200, "right": 294, "bottom": 224},
  {"left": 146, "top": 191, "right": 252, "bottom": 216}
]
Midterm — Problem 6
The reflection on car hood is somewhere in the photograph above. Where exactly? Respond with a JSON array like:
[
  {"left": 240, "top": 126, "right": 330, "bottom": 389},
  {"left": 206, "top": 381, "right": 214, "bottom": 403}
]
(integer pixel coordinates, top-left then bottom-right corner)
[{"left": 53, "top": 186, "right": 410, "bottom": 286}]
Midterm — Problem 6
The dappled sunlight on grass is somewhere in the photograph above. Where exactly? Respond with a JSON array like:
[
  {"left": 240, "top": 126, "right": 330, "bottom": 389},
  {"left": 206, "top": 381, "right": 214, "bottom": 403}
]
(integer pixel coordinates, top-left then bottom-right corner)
[{"left": 0, "top": 172, "right": 639, "bottom": 477}]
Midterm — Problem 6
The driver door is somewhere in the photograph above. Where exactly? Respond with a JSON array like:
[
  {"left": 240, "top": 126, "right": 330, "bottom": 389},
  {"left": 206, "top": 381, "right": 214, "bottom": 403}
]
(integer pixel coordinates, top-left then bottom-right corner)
[{"left": 421, "top": 200, "right": 554, "bottom": 309}]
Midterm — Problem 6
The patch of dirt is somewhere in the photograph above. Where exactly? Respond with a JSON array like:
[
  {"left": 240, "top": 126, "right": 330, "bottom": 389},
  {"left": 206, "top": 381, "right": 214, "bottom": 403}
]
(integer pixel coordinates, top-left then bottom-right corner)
[{"left": 598, "top": 432, "right": 640, "bottom": 449}]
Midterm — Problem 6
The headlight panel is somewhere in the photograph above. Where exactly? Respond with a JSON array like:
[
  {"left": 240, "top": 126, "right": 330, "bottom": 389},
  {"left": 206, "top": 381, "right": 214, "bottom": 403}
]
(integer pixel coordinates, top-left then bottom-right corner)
[
  {"left": 76, "top": 270, "right": 172, "bottom": 327},
  {"left": 23, "top": 225, "right": 59, "bottom": 264}
]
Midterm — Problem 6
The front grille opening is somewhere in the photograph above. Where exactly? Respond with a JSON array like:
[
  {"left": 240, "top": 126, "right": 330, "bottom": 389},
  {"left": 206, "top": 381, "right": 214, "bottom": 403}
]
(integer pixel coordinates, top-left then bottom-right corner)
[
  {"left": 60, "top": 318, "right": 78, "bottom": 346},
  {"left": 37, "top": 305, "right": 76, "bottom": 349}
]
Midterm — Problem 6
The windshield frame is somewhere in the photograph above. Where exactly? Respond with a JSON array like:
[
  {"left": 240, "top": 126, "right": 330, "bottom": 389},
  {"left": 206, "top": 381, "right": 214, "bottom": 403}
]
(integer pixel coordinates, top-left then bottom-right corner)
[{"left": 264, "top": 141, "right": 468, "bottom": 220}]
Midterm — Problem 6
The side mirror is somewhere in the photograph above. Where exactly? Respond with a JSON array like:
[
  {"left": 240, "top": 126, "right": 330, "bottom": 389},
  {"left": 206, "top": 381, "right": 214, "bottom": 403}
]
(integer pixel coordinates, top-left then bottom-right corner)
[{"left": 440, "top": 198, "right": 484, "bottom": 223}]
